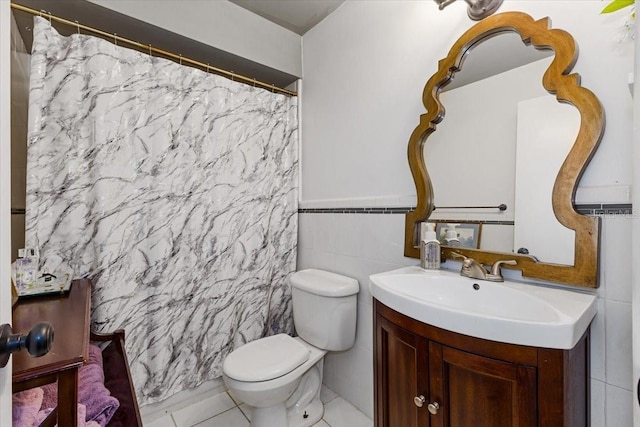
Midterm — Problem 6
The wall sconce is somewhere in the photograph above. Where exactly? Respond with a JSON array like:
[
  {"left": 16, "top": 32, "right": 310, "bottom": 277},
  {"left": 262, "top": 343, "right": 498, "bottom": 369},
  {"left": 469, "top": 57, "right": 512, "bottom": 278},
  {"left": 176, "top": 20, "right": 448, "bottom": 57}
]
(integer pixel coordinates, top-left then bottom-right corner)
[{"left": 435, "top": 0, "right": 504, "bottom": 20}]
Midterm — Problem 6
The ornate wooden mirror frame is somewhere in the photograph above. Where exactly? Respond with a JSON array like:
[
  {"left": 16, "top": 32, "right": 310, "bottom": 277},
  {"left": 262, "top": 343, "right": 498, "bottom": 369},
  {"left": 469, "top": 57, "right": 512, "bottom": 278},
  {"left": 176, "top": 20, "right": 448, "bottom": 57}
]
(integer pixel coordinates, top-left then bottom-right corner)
[{"left": 404, "top": 11, "right": 605, "bottom": 288}]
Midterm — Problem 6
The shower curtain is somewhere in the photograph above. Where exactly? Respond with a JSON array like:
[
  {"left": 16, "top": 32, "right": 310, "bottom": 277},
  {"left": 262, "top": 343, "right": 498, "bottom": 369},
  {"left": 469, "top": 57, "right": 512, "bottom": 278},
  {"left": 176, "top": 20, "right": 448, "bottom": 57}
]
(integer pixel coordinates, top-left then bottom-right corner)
[{"left": 25, "top": 17, "right": 298, "bottom": 404}]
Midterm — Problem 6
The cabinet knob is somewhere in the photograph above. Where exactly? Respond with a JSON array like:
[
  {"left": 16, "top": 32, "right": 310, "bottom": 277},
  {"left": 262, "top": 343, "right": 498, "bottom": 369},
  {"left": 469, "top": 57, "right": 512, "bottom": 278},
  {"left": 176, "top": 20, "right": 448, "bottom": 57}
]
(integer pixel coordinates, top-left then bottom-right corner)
[
  {"left": 413, "top": 395, "right": 426, "bottom": 407},
  {"left": 428, "top": 401, "right": 440, "bottom": 415}
]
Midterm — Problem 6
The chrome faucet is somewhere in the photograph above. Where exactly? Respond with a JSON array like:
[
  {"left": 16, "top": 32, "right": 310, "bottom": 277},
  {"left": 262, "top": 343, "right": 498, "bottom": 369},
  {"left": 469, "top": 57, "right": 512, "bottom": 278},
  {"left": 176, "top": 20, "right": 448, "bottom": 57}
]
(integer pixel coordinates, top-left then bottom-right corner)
[
  {"left": 488, "top": 259, "right": 517, "bottom": 282},
  {"left": 451, "top": 252, "right": 517, "bottom": 282},
  {"left": 451, "top": 252, "right": 488, "bottom": 280}
]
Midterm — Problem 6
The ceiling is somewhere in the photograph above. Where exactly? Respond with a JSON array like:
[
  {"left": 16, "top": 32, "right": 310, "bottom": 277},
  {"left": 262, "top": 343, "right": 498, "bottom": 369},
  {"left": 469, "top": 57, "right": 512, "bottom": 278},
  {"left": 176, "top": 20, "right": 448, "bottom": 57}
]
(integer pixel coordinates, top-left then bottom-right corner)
[
  {"left": 11, "top": 0, "right": 551, "bottom": 90},
  {"left": 227, "top": 0, "right": 551, "bottom": 89},
  {"left": 11, "top": 0, "right": 345, "bottom": 88},
  {"left": 229, "top": 0, "right": 345, "bottom": 35},
  {"left": 11, "top": 0, "right": 301, "bottom": 87}
]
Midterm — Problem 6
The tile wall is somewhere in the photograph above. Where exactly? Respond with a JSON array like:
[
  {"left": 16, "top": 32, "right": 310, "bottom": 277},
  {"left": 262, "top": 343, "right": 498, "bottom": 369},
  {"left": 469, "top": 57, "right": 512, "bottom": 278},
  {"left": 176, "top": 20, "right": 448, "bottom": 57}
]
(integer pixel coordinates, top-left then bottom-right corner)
[{"left": 297, "top": 208, "right": 633, "bottom": 426}]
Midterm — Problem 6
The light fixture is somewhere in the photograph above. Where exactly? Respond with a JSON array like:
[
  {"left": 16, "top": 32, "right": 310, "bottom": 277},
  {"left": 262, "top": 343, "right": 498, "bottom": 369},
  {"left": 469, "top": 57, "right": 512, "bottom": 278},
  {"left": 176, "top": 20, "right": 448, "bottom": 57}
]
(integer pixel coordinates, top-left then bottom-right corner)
[{"left": 434, "top": 0, "right": 504, "bottom": 20}]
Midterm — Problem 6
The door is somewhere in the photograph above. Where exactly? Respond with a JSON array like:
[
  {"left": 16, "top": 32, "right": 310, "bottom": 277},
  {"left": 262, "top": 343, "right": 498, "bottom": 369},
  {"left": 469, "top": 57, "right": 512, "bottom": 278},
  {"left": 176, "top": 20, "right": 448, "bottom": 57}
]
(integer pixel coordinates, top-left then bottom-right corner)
[
  {"left": 0, "top": 1, "right": 13, "bottom": 424},
  {"left": 375, "top": 314, "right": 429, "bottom": 427},
  {"left": 428, "top": 343, "right": 537, "bottom": 427},
  {"left": 633, "top": 16, "right": 640, "bottom": 426}
]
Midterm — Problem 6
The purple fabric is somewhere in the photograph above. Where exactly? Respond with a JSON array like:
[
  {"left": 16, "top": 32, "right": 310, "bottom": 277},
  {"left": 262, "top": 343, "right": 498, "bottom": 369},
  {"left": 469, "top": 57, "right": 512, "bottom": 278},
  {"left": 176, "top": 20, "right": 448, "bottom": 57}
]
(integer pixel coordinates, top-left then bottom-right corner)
[
  {"left": 88, "top": 343, "right": 104, "bottom": 367},
  {"left": 42, "top": 343, "right": 104, "bottom": 407},
  {"left": 40, "top": 382, "right": 56, "bottom": 411},
  {"left": 79, "top": 364, "right": 120, "bottom": 426},
  {"left": 36, "top": 403, "right": 101, "bottom": 427},
  {"left": 40, "top": 344, "right": 120, "bottom": 427},
  {"left": 12, "top": 388, "right": 43, "bottom": 427}
]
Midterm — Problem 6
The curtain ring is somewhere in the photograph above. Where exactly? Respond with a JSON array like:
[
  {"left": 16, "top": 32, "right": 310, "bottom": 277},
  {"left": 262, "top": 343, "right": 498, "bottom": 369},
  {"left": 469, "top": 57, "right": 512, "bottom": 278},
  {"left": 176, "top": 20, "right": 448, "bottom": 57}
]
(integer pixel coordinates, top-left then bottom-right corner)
[
  {"left": 39, "top": 9, "right": 44, "bottom": 17},
  {"left": 179, "top": 54, "right": 182, "bottom": 66},
  {"left": 206, "top": 63, "right": 210, "bottom": 73},
  {"left": 253, "top": 78, "right": 256, "bottom": 87},
  {"left": 113, "top": 33, "right": 118, "bottom": 46},
  {"left": 272, "top": 84, "right": 275, "bottom": 93},
  {"left": 148, "top": 44, "right": 152, "bottom": 57},
  {"left": 75, "top": 20, "right": 80, "bottom": 35},
  {"left": 231, "top": 72, "right": 235, "bottom": 82},
  {"left": 48, "top": 11, "right": 52, "bottom": 24}
]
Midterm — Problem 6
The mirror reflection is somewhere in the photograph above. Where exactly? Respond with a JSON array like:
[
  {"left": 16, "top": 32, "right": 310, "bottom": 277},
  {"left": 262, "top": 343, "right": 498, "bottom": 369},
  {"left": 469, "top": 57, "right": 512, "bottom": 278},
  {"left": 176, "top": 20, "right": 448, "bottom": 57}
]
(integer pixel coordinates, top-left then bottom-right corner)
[
  {"left": 404, "top": 12, "right": 605, "bottom": 288},
  {"left": 423, "top": 32, "right": 579, "bottom": 265}
]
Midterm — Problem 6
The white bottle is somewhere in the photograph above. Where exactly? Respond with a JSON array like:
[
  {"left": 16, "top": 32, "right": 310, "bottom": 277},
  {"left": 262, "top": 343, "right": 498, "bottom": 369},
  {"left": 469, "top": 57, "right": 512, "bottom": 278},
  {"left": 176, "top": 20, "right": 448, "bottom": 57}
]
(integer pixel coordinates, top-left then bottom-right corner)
[
  {"left": 421, "top": 223, "right": 441, "bottom": 270},
  {"left": 444, "top": 224, "right": 461, "bottom": 247}
]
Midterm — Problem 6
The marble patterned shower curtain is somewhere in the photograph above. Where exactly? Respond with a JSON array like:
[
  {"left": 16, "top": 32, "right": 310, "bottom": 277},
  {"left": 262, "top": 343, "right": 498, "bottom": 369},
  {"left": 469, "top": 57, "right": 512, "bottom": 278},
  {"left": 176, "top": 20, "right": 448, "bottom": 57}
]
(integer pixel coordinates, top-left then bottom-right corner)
[{"left": 25, "top": 17, "right": 298, "bottom": 404}]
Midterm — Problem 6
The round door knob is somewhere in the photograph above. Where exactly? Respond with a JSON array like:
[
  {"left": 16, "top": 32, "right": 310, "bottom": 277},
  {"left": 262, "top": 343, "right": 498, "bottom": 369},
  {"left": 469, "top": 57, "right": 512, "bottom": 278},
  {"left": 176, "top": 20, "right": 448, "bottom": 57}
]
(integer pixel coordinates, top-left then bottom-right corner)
[
  {"left": 428, "top": 401, "right": 440, "bottom": 415},
  {"left": 414, "top": 395, "right": 426, "bottom": 407},
  {"left": 0, "top": 322, "right": 54, "bottom": 368}
]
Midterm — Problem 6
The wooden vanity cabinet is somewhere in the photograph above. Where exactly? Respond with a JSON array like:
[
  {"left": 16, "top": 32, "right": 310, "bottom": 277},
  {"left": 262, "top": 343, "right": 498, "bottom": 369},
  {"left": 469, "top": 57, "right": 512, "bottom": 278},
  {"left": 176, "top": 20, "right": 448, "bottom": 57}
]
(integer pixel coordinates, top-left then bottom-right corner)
[{"left": 374, "top": 300, "right": 589, "bottom": 427}]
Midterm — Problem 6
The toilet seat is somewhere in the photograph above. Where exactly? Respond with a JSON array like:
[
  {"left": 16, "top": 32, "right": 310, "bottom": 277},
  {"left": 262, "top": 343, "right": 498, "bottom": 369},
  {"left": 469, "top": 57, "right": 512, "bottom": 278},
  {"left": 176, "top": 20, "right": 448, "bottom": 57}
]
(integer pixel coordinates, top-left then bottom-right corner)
[{"left": 223, "top": 334, "right": 310, "bottom": 382}]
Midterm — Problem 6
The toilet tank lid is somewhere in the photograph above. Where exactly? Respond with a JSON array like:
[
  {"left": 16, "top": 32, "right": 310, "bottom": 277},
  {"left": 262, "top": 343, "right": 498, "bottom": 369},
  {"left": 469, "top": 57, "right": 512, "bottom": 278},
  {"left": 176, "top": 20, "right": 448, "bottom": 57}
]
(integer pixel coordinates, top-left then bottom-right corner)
[
  {"left": 223, "top": 334, "right": 309, "bottom": 382},
  {"left": 290, "top": 269, "right": 359, "bottom": 297}
]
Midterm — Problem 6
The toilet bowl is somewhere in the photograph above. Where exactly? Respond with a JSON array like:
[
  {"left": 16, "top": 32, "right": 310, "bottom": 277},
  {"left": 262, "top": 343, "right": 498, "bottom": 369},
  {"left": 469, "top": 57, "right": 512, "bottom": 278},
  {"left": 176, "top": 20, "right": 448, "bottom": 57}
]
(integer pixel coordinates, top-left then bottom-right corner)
[
  {"left": 222, "top": 269, "right": 359, "bottom": 427},
  {"left": 224, "top": 336, "right": 326, "bottom": 427}
]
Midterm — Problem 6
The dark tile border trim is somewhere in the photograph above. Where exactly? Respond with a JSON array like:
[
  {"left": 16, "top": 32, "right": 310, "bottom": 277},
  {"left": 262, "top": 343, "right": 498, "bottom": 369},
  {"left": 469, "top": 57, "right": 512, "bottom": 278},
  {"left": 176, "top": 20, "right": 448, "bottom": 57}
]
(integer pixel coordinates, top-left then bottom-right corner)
[
  {"left": 298, "top": 203, "right": 633, "bottom": 216},
  {"left": 575, "top": 203, "right": 633, "bottom": 216}
]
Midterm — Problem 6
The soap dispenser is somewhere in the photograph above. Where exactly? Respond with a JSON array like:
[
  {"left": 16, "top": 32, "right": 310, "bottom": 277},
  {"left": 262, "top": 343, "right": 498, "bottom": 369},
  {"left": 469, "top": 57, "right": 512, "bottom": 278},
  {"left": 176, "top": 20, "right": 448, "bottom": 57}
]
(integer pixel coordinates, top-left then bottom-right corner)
[
  {"left": 444, "top": 224, "right": 461, "bottom": 247},
  {"left": 421, "top": 223, "right": 441, "bottom": 270}
]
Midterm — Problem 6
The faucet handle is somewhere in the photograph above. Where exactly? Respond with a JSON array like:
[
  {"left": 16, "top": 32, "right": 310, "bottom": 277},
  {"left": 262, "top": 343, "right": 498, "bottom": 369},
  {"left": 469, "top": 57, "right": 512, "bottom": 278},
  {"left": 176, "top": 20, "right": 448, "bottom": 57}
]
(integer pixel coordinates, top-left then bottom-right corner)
[
  {"left": 451, "top": 252, "right": 479, "bottom": 269},
  {"left": 450, "top": 251, "right": 468, "bottom": 261},
  {"left": 450, "top": 252, "right": 488, "bottom": 280},
  {"left": 489, "top": 260, "right": 517, "bottom": 277}
]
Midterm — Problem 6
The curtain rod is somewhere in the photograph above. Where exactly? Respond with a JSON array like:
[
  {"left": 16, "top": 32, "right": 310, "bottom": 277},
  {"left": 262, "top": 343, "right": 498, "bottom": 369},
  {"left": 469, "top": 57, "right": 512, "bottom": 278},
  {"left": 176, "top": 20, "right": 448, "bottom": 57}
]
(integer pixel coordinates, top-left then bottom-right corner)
[{"left": 10, "top": 2, "right": 298, "bottom": 97}]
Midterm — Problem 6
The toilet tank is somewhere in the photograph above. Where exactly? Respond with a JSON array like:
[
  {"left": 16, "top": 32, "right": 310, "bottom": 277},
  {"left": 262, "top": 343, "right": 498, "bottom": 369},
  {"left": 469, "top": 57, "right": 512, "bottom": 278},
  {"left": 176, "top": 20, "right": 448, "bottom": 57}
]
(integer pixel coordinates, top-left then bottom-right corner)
[{"left": 290, "top": 269, "right": 359, "bottom": 351}]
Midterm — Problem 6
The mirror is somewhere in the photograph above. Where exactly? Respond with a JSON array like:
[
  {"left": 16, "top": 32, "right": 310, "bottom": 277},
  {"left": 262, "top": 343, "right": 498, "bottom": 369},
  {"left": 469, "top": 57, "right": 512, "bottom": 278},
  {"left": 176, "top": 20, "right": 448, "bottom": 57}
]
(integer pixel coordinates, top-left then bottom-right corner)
[
  {"left": 424, "top": 34, "right": 579, "bottom": 265},
  {"left": 404, "top": 12, "right": 604, "bottom": 288}
]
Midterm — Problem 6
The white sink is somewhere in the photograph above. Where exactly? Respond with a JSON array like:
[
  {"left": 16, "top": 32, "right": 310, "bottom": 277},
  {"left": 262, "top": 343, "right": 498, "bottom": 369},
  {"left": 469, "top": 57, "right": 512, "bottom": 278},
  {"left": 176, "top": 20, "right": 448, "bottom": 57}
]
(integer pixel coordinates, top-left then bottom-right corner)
[{"left": 369, "top": 266, "right": 597, "bottom": 349}]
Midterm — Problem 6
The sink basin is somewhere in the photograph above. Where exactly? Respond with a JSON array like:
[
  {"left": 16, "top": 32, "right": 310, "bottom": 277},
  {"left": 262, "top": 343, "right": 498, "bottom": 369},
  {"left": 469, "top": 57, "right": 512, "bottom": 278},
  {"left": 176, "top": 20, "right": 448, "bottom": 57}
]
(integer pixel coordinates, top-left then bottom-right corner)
[{"left": 369, "top": 266, "right": 597, "bottom": 349}]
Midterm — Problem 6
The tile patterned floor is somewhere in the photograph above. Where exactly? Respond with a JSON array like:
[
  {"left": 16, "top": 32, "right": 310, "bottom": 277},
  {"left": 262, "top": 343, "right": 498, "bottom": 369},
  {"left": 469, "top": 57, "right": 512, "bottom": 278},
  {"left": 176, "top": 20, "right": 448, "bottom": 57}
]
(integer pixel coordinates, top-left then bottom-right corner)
[{"left": 145, "top": 385, "right": 372, "bottom": 427}]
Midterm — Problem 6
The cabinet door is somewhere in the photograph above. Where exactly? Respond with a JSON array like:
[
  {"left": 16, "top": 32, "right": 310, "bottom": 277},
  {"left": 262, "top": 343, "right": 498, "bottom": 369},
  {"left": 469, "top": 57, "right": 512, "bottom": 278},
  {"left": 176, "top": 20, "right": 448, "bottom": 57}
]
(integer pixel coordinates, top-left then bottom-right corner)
[
  {"left": 428, "top": 342, "right": 537, "bottom": 427},
  {"left": 375, "top": 315, "right": 429, "bottom": 427}
]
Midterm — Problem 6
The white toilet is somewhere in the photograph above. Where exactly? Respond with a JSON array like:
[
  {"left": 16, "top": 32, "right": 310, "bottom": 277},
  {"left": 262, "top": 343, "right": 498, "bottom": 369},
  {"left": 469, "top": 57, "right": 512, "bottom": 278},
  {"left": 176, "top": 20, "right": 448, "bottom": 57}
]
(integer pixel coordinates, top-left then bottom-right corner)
[{"left": 222, "top": 269, "right": 359, "bottom": 427}]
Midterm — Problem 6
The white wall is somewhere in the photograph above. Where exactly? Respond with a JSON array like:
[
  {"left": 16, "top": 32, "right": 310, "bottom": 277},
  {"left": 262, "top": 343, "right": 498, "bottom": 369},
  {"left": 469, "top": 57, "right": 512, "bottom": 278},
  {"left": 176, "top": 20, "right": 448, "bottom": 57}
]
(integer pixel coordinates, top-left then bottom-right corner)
[
  {"left": 301, "top": 1, "right": 634, "bottom": 425},
  {"left": 631, "top": 7, "right": 640, "bottom": 426},
  {"left": 0, "top": 1, "right": 13, "bottom": 424},
  {"left": 301, "top": 0, "right": 633, "bottom": 202},
  {"left": 88, "top": 0, "right": 302, "bottom": 78}
]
